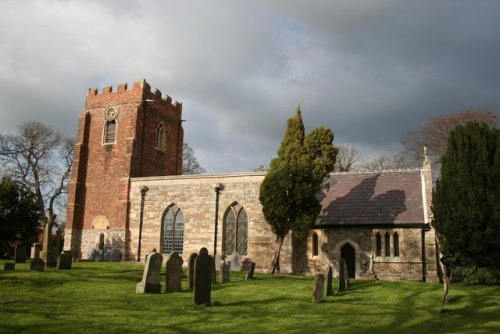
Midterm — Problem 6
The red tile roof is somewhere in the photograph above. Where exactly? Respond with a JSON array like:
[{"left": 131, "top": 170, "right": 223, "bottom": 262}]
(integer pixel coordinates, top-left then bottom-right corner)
[{"left": 316, "top": 170, "right": 425, "bottom": 226}]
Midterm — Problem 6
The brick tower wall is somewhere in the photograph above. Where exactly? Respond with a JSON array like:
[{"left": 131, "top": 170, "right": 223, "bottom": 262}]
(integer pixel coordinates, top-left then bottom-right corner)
[{"left": 65, "top": 80, "right": 183, "bottom": 259}]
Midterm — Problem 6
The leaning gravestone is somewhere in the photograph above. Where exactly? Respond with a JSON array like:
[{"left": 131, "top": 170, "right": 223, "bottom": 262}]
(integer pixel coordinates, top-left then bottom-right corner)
[
  {"left": 241, "top": 258, "right": 253, "bottom": 272},
  {"left": 30, "top": 258, "right": 45, "bottom": 272},
  {"left": 220, "top": 259, "right": 230, "bottom": 283},
  {"left": 166, "top": 252, "right": 183, "bottom": 293},
  {"left": 136, "top": 251, "right": 163, "bottom": 294},
  {"left": 31, "top": 243, "right": 42, "bottom": 260},
  {"left": 228, "top": 252, "right": 241, "bottom": 271},
  {"left": 57, "top": 251, "right": 72, "bottom": 270},
  {"left": 246, "top": 261, "right": 256, "bottom": 280},
  {"left": 194, "top": 247, "right": 211, "bottom": 305},
  {"left": 15, "top": 245, "right": 28, "bottom": 263},
  {"left": 338, "top": 259, "right": 347, "bottom": 292},
  {"left": 188, "top": 252, "right": 198, "bottom": 291},
  {"left": 326, "top": 266, "right": 333, "bottom": 296},
  {"left": 312, "top": 274, "right": 325, "bottom": 303},
  {"left": 4, "top": 263, "right": 15, "bottom": 270}
]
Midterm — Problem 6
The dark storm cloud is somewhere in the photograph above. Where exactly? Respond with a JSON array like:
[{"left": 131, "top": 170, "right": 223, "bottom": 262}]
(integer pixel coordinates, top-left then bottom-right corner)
[{"left": 1, "top": 0, "right": 500, "bottom": 171}]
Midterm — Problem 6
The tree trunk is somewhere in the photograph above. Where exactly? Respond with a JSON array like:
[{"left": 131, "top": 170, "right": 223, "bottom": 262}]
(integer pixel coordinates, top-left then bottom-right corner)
[
  {"left": 435, "top": 234, "right": 452, "bottom": 312},
  {"left": 270, "top": 236, "right": 284, "bottom": 275}
]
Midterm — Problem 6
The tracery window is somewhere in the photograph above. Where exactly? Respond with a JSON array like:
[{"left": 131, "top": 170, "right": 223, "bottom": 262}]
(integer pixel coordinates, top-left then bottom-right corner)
[
  {"left": 222, "top": 203, "right": 248, "bottom": 255},
  {"left": 161, "top": 204, "right": 184, "bottom": 254}
]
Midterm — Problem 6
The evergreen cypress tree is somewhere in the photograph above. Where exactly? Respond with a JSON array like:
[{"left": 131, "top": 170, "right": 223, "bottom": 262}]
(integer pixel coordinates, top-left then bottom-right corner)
[
  {"left": 433, "top": 122, "right": 500, "bottom": 283},
  {"left": 259, "top": 107, "right": 337, "bottom": 274}
]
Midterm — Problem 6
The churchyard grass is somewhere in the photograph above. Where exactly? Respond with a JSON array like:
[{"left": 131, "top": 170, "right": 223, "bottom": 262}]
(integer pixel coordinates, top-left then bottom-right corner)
[{"left": 1, "top": 261, "right": 500, "bottom": 334}]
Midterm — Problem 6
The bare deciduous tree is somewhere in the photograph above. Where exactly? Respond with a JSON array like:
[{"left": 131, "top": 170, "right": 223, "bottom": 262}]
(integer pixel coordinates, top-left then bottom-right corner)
[
  {"left": 0, "top": 121, "right": 74, "bottom": 235},
  {"left": 182, "top": 143, "right": 206, "bottom": 175},
  {"left": 335, "top": 144, "right": 360, "bottom": 172}
]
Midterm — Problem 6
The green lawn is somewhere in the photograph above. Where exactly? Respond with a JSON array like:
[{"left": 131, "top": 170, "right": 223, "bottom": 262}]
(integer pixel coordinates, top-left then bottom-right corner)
[{"left": 1, "top": 261, "right": 499, "bottom": 334}]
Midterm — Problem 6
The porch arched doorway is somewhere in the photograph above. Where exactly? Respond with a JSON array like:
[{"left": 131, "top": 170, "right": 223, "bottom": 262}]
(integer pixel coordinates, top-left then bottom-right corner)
[{"left": 341, "top": 243, "right": 356, "bottom": 278}]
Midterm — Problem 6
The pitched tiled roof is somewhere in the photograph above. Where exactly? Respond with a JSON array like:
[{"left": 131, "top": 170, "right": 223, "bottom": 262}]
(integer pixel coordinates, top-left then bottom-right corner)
[{"left": 316, "top": 170, "right": 425, "bottom": 227}]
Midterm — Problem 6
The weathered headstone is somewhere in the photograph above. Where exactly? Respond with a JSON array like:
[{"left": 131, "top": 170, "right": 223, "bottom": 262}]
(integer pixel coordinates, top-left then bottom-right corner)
[
  {"left": 241, "top": 258, "right": 253, "bottom": 272},
  {"left": 326, "top": 266, "right": 333, "bottom": 296},
  {"left": 194, "top": 247, "right": 211, "bottom": 305},
  {"left": 338, "top": 259, "right": 347, "bottom": 292},
  {"left": 31, "top": 243, "right": 42, "bottom": 260},
  {"left": 188, "top": 252, "right": 198, "bottom": 291},
  {"left": 166, "top": 252, "right": 184, "bottom": 293},
  {"left": 220, "top": 259, "right": 230, "bottom": 283},
  {"left": 246, "top": 261, "right": 256, "bottom": 280},
  {"left": 136, "top": 251, "right": 163, "bottom": 294},
  {"left": 209, "top": 255, "right": 216, "bottom": 284},
  {"left": 228, "top": 252, "right": 241, "bottom": 271},
  {"left": 14, "top": 245, "right": 28, "bottom": 263},
  {"left": 57, "top": 251, "right": 72, "bottom": 270},
  {"left": 4, "top": 263, "right": 15, "bottom": 270},
  {"left": 312, "top": 274, "right": 325, "bottom": 303},
  {"left": 214, "top": 254, "right": 222, "bottom": 271},
  {"left": 344, "top": 261, "right": 351, "bottom": 289},
  {"left": 30, "top": 258, "right": 45, "bottom": 272}
]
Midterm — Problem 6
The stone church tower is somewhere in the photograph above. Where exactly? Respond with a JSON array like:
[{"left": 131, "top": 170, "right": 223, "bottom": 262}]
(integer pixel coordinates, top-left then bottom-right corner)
[{"left": 65, "top": 79, "right": 183, "bottom": 260}]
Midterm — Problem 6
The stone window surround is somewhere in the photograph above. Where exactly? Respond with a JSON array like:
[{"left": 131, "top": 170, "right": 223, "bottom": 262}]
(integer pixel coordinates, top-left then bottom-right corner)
[
  {"left": 155, "top": 122, "right": 166, "bottom": 152},
  {"left": 372, "top": 229, "right": 401, "bottom": 261}
]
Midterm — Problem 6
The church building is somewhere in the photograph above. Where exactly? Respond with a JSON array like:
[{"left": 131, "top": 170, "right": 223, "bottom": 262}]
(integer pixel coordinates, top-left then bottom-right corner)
[{"left": 65, "top": 80, "right": 439, "bottom": 282}]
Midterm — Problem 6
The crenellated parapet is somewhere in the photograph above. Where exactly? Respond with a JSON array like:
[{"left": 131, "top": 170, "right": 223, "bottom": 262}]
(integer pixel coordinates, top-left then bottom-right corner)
[{"left": 85, "top": 79, "right": 182, "bottom": 112}]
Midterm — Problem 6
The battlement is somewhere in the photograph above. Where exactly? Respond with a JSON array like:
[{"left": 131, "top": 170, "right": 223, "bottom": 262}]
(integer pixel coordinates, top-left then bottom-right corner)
[{"left": 85, "top": 79, "right": 182, "bottom": 110}]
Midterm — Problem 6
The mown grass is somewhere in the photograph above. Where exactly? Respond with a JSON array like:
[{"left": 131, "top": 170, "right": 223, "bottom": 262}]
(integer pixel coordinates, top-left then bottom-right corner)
[{"left": 1, "top": 261, "right": 499, "bottom": 334}]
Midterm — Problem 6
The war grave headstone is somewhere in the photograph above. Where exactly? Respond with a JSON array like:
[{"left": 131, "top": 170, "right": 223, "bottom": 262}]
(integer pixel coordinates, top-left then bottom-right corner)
[
  {"left": 326, "top": 265, "right": 333, "bottom": 296},
  {"left": 338, "top": 259, "right": 347, "bottom": 292},
  {"left": 228, "top": 252, "right": 241, "bottom": 271},
  {"left": 220, "top": 259, "right": 230, "bottom": 283},
  {"left": 136, "top": 251, "right": 163, "bottom": 294},
  {"left": 246, "top": 261, "right": 256, "bottom": 280},
  {"left": 312, "top": 274, "right": 325, "bottom": 303},
  {"left": 4, "top": 263, "right": 15, "bottom": 270},
  {"left": 31, "top": 243, "right": 41, "bottom": 260},
  {"left": 57, "top": 251, "right": 73, "bottom": 270},
  {"left": 188, "top": 252, "right": 198, "bottom": 291},
  {"left": 14, "top": 245, "right": 28, "bottom": 263},
  {"left": 194, "top": 247, "right": 211, "bottom": 305},
  {"left": 166, "top": 252, "right": 183, "bottom": 293},
  {"left": 30, "top": 258, "right": 45, "bottom": 272}
]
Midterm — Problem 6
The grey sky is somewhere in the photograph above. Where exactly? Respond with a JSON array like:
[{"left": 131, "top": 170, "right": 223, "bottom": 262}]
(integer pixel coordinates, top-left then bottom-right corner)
[{"left": 1, "top": 0, "right": 499, "bottom": 172}]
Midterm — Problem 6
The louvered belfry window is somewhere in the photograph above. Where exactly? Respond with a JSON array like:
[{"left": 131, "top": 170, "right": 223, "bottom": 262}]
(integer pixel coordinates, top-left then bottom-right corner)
[{"left": 223, "top": 203, "right": 248, "bottom": 255}]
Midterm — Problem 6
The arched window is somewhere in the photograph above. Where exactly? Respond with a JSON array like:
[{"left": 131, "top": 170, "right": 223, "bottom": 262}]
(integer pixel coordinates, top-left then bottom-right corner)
[
  {"left": 385, "top": 232, "right": 391, "bottom": 257},
  {"left": 393, "top": 232, "right": 400, "bottom": 257},
  {"left": 161, "top": 204, "right": 184, "bottom": 254},
  {"left": 155, "top": 122, "right": 166, "bottom": 151},
  {"left": 223, "top": 203, "right": 248, "bottom": 255},
  {"left": 104, "top": 120, "right": 116, "bottom": 144},
  {"left": 375, "top": 232, "right": 382, "bottom": 257},
  {"left": 312, "top": 233, "right": 319, "bottom": 256}
]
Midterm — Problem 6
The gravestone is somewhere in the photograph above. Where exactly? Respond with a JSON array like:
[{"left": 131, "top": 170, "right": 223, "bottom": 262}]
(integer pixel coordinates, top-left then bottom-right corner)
[
  {"left": 166, "top": 252, "right": 183, "bottom": 293},
  {"left": 30, "top": 258, "right": 45, "bottom": 272},
  {"left": 194, "top": 247, "right": 211, "bottom": 305},
  {"left": 31, "top": 243, "right": 42, "bottom": 260},
  {"left": 214, "top": 254, "right": 222, "bottom": 271},
  {"left": 326, "top": 266, "right": 333, "bottom": 296},
  {"left": 4, "top": 263, "right": 15, "bottom": 270},
  {"left": 136, "top": 251, "right": 163, "bottom": 294},
  {"left": 246, "top": 261, "right": 256, "bottom": 280},
  {"left": 15, "top": 245, "right": 28, "bottom": 263},
  {"left": 111, "top": 249, "right": 122, "bottom": 262},
  {"left": 57, "top": 251, "right": 72, "bottom": 270},
  {"left": 344, "top": 261, "right": 351, "bottom": 289},
  {"left": 338, "top": 259, "right": 347, "bottom": 292},
  {"left": 312, "top": 274, "right": 325, "bottom": 303},
  {"left": 220, "top": 259, "right": 230, "bottom": 283},
  {"left": 228, "top": 252, "right": 241, "bottom": 271},
  {"left": 188, "top": 253, "right": 198, "bottom": 291},
  {"left": 241, "top": 258, "right": 253, "bottom": 272}
]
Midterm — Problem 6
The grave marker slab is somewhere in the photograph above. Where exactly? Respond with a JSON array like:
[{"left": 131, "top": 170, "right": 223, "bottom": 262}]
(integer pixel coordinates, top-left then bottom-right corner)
[
  {"left": 338, "top": 259, "right": 347, "bottom": 292},
  {"left": 228, "top": 252, "right": 241, "bottom": 271},
  {"left": 326, "top": 266, "right": 333, "bottom": 296},
  {"left": 209, "top": 255, "right": 216, "bottom": 284},
  {"left": 31, "top": 243, "right": 41, "bottom": 260},
  {"left": 166, "top": 252, "right": 183, "bottom": 293},
  {"left": 15, "top": 246, "right": 28, "bottom": 263},
  {"left": 111, "top": 249, "right": 122, "bottom": 262},
  {"left": 313, "top": 274, "right": 325, "bottom": 303},
  {"left": 188, "top": 253, "right": 198, "bottom": 291},
  {"left": 57, "top": 251, "right": 72, "bottom": 270},
  {"left": 246, "top": 261, "right": 256, "bottom": 280},
  {"left": 30, "top": 258, "right": 45, "bottom": 272},
  {"left": 241, "top": 258, "right": 253, "bottom": 272},
  {"left": 4, "top": 263, "right": 15, "bottom": 270},
  {"left": 220, "top": 259, "right": 230, "bottom": 283},
  {"left": 136, "top": 251, "right": 163, "bottom": 294},
  {"left": 194, "top": 247, "right": 211, "bottom": 305}
]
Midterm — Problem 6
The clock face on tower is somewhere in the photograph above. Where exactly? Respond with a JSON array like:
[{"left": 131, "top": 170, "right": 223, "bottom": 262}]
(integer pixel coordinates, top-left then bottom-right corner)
[{"left": 105, "top": 106, "right": 119, "bottom": 121}]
